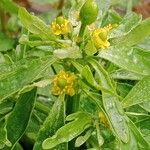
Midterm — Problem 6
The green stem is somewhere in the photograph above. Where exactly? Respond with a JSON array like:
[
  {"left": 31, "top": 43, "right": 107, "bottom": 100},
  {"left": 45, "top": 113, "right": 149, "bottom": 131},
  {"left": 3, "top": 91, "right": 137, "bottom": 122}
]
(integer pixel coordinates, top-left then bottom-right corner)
[
  {"left": 0, "top": 9, "right": 5, "bottom": 33},
  {"left": 22, "top": 30, "right": 30, "bottom": 58},
  {"left": 95, "top": 120, "right": 104, "bottom": 148},
  {"left": 57, "top": 0, "right": 65, "bottom": 16},
  {"left": 72, "top": 94, "right": 80, "bottom": 112},
  {"left": 79, "top": 23, "right": 86, "bottom": 38},
  {"left": 126, "top": 0, "right": 132, "bottom": 14}
]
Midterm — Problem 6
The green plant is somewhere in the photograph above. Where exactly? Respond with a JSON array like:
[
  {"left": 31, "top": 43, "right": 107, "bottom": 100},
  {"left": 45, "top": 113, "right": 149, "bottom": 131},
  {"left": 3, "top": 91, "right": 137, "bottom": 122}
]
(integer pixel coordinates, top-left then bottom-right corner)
[{"left": 0, "top": 0, "right": 150, "bottom": 149}]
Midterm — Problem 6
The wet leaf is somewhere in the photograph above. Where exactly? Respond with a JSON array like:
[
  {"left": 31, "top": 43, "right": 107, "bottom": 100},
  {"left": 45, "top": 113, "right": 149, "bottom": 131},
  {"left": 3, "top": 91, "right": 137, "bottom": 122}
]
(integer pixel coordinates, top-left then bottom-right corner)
[
  {"left": 128, "top": 119, "right": 150, "bottom": 149},
  {"left": 4, "top": 88, "right": 37, "bottom": 149},
  {"left": 111, "top": 69, "right": 144, "bottom": 80},
  {"left": 114, "top": 18, "right": 150, "bottom": 46},
  {"left": 33, "top": 95, "right": 67, "bottom": 150},
  {"left": 99, "top": 47, "right": 150, "bottom": 76},
  {"left": 75, "top": 129, "right": 93, "bottom": 147},
  {"left": 0, "top": 56, "right": 56, "bottom": 101},
  {"left": 89, "top": 59, "right": 130, "bottom": 143},
  {"left": 122, "top": 76, "right": 150, "bottom": 108},
  {"left": 0, "top": 119, "right": 11, "bottom": 149},
  {"left": 42, "top": 112, "right": 92, "bottom": 149},
  {"left": 109, "top": 12, "right": 142, "bottom": 38},
  {"left": 18, "top": 7, "right": 56, "bottom": 41}
]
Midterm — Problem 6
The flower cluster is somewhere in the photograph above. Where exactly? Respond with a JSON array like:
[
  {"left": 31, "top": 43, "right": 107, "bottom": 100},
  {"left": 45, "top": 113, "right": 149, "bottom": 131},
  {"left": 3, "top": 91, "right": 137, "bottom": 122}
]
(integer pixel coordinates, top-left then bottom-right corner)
[
  {"left": 51, "top": 16, "right": 71, "bottom": 35},
  {"left": 52, "top": 70, "right": 76, "bottom": 96}
]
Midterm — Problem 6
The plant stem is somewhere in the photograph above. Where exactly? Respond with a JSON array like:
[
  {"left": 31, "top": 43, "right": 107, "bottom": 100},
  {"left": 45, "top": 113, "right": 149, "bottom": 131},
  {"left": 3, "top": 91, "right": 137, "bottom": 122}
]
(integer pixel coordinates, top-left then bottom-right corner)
[
  {"left": 95, "top": 120, "right": 104, "bottom": 148},
  {"left": 57, "top": 0, "right": 65, "bottom": 16},
  {"left": 126, "top": 0, "right": 132, "bottom": 14},
  {"left": 72, "top": 94, "right": 80, "bottom": 112},
  {"left": 22, "top": 30, "right": 29, "bottom": 58},
  {"left": 79, "top": 23, "right": 86, "bottom": 38},
  {"left": 0, "top": 9, "right": 6, "bottom": 33}
]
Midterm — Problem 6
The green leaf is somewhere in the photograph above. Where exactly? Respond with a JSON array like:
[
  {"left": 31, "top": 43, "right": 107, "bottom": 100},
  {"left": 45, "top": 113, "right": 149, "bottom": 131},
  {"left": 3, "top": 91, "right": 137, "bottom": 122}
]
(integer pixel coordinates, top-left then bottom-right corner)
[
  {"left": 53, "top": 46, "right": 82, "bottom": 59},
  {"left": 0, "top": 56, "right": 56, "bottom": 101},
  {"left": 42, "top": 112, "right": 92, "bottom": 149},
  {"left": 102, "top": 92, "right": 129, "bottom": 143},
  {"left": 122, "top": 76, "right": 150, "bottom": 108},
  {"left": 33, "top": 95, "right": 67, "bottom": 150},
  {"left": 19, "top": 34, "right": 56, "bottom": 48},
  {"left": 99, "top": 47, "right": 150, "bottom": 76},
  {"left": 0, "top": 33, "right": 15, "bottom": 52},
  {"left": 140, "top": 101, "right": 150, "bottom": 113},
  {"left": 0, "top": 0, "right": 19, "bottom": 14},
  {"left": 81, "top": 65, "right": 99, "bottom": 89},
  {"left": 98, "top": 0, "right": 110, "bottom": 16},
  {"left": 0, "top": 119, "right": 11, "bottom": 149},
  {"left": 0, "top": 100, "right": 14, "bottom": 116},
  {"left": 111, "top": 69, "right": 144, "bottom": 80},
  {"left": 75, "top": 129, "right": 93, "bottom": 147},
  {"left": 116, "top": 82, "right": 132, "bottom": 98},
  {"left": 84, "top": 40, "right": 97, "bottom": 56},
  {"left": 4, "top": 88, "right": 37, "bottom": 149},
  {"left": 128, "top": 119, "right": 150, "bottom": 149},
  {"left": 18, "top": 7, "right": 56, "bottom": 41},
  {"left": 109, "top": 12, "right": 142, "bottom": 39},
  {"left": 89, "top": 59, "right": 130, "bottom": 143},
  {"left": 88, "top": 58, "right": 115, "bottom": 91},
  {"left": 101, "top": 10, "right": 122, "bottom": 26},
  {"left": 119, "top": 128, "right": 138, "bottom": 150},
  {"left": 114, "top": 18, "right": 150, "bottom": 47}
]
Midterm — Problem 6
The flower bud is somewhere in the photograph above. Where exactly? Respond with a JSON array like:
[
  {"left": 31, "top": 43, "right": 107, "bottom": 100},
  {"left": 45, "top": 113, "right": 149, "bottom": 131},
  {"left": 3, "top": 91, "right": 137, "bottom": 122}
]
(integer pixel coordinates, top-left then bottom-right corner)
[{"left": 80, "top": 0, "right": 98, "bottom": 25}]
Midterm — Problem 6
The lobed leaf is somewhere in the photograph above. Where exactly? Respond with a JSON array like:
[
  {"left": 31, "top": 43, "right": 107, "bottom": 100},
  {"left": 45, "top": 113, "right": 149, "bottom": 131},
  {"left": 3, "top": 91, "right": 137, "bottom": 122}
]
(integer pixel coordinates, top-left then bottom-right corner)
[{"left": 42, "top": 112, "right": 92, "bottom": 149}]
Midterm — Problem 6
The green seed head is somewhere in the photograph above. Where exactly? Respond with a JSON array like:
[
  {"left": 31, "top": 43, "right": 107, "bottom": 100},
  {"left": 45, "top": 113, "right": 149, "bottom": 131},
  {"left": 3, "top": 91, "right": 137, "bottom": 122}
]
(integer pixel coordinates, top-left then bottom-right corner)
[
  {"left": 80, "top": 0, "right": 98, "bottom": 25},
  {"left": 57, "top": 78, "right": 67, "bottom": 88},
  {"left": 98, "top": 31, "right": 108, "bottom": 41},
  {"left": 56, "top": 16, "right": 65, "bottom": 25}
]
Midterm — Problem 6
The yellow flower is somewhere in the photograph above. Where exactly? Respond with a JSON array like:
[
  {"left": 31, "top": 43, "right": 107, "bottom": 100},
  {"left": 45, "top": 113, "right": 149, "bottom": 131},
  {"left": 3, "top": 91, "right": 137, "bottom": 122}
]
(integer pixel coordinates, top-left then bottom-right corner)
[
  {"left": 99, "top": 112, "right": 109, "bottom": 127},
  {"left": 51, "top": 70, "right": 76, "bottom": 96},
  {"left": 104, "top": 24, "right": 113, "bottom": 31},
  {"left": 91, "top": 24, "right": 112, "bottom": 49},
  {"left": 51, "top": 16, "right": 71, "bottom": 35}
]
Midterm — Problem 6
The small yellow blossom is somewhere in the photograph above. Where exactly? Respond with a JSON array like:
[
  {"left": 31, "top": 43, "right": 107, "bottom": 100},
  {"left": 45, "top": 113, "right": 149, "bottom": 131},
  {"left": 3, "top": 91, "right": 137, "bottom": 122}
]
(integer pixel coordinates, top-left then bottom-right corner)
[
  {"left": 52, "top": 70, "right": 76, "bottom": 96},
  {"left": 51, "top": 16, "right": 71, "bottom": 35},
  {"left": 99, "top": 112, "right": 109, "bottom": 127},
  {"left": 92, "top": 28, "right": 109, "bottom": 49},
  {"left": 104, "top": 24, "right": 113, "bottom": 31}
]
